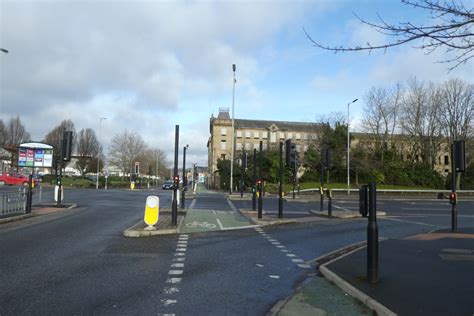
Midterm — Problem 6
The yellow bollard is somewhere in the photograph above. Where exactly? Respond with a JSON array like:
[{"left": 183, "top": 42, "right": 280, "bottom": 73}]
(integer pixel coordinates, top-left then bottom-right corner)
[
  {"left": 130, "top": 181, "right": 135, "bottom": 190},
  {"left": 144, "top": 196, "right": 159, "bottom": 230}
]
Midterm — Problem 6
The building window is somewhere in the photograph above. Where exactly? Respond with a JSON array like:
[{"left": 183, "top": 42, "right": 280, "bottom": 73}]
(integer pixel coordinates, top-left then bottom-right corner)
[
  {"left": 270, "top": 132, "right": 276, "bottom": 143},
  {"left": 221, "top": 128, "right": 227, "bottom": 136},
  {"left": 288, "top": 133, "right": 293, "bottom": 139},
  {"left": 296, "top": 133, "right": 301, "bottom": 140},
  {"left": 303, "top": 145, "right": 308, "bottom": 151},
  {"left": 245, "top": 143, "right": 251, "bottom": 150},
  {"left": 296, "top": 145, "right": 301, "bottom": 152},
  {"left": 262, "top": 131, "right": 268, "bottom": 139},
  {"left": 236, "top": 130, "right": 242, "bottom": 138},
  {"left": 279, "top": 132, "right": 285, "bottom": 139},
  {"left": 221, "top": 140, "right": 226, "bottom": 150},
  {"left": 263, "top": 143, "right": 268, "bottom": 150},
  {"left": 253, "top": 143, "right": 259, "bottom": 150},
  {"left": 444, "top": 155, "right": 449, "bottom": 165},
  {"left": 254, "top": 131, "right": 259, "bottom": 138},
  {"left": 236, "top": 143, "right": 242, "bottom": 150},
  {"left": 245, "top": 131, "right": 251, "bottom": 139}
]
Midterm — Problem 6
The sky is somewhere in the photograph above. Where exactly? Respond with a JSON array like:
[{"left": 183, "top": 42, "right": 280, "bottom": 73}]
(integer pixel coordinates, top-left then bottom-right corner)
[{"left": 1, "top": 0, "right": 472, "bottom": 168}]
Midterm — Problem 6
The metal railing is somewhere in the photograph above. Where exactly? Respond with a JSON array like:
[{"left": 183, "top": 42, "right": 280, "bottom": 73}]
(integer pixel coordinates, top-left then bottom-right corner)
[
  {"left": 1, "top": 187, "right": 27, "bottom": 217},
  {"left": 297, "top": 188, "right": 474, "bottom": 197}
]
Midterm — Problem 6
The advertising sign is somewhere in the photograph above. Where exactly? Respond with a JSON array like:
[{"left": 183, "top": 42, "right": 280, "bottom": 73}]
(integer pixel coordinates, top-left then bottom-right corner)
[{"left": 18, "top": 143, "right": 54, "bottom": 168}]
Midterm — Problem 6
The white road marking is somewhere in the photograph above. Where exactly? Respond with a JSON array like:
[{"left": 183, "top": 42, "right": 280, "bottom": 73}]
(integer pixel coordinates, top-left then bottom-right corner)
[
  {"left": 256, "top": 264, "right": 264, "bottom": 267},
  {"left": 276, "top": 245, "right": 285, "bottom": 248},
  {"left": 176, "top": 248, "right": 187, "bottom": 252},
  {"left": 169, "top": 270, "right": 183, "bottom": 275},
  {"left": 164, "top": 287, "right": 179, "bottom": 294},
  {"left": 211, "top": 210, "right": 216, "bottom": 215},
  {"left": 161, "top": 299, "right": 177, "bottom": 306},
  {"left": 287, "top": 254, "right": 296, "bottom": 257},
  {"left": 269, "top": 239, "right": 277, "bottom": 242},
  {"left": 171, "top": 263, "right": 184, "bottom": 268},
  {"left": 189, "top": 199, "right": 196, "bottom": 209},
  {"left": 174, "top": 253, "right": 185, "bottom": 256},
  {"left": 269, "top": 275, "right": 280, "bottom": 279},
  {"left": 216, "top": 218, "right": 224, "bottom": 230},
  {"left": 383, "top": 217, "right": 442, "bottom": 227},
  {"left": 402, "top": 208, "right": 448, "bottom": 211},
  {"left": 292, "top": 259, "right": 304, "bottom": 263},
  {"left": 271, "top": 242, "right": 281, "bottom": 245},
  {"left": 173, "top": 257, "right": 185, "bottom": 262},
  {"left": 298, "top": 264, "right": 312, "bottom": 269},
  {"left": 334, "top": 205, "right": 353, "bottom": 212},
  {"left": 281, "top": 249, "right": 289, "bottom": 252},
  {"left": 166, "top": 278, "right": 182, "bottom": 284}
]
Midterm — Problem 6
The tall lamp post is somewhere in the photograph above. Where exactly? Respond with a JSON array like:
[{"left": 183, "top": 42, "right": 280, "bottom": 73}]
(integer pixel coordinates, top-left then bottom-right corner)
[
  {"left": 181, "top": 144, "right": 189, "bottom": 209},
  {"left": 230, "top": 64, "right": 236, "bottom": 194},
  {"left": 347, "top": 99, "right": 358, "bottom": 195},
  {"left": 96, "top": 117, "right": 107, "bottom": 190}
]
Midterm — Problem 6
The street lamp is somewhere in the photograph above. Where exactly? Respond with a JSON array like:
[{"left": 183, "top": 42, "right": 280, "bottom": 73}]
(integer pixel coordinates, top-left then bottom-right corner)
[
  {"left": 181, "top": 144, "right": 189, "bottom": 209},
  {"left": 96, "top": 117, "right": 107, "bottom": 190},
  {"left": 347, "top": 99, "right": 358, "bottom": 195},
  {"left": 230, "top": 64, "right": 236, "bottom": 194}
]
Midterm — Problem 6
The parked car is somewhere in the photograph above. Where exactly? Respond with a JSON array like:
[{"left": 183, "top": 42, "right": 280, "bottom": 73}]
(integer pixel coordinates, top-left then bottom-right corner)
[
  {"left": 162, "top": 180, "right": 173, "bottom": 190},
  {"left": 0, "top": 171, "right": 39, "bottom": 187}
]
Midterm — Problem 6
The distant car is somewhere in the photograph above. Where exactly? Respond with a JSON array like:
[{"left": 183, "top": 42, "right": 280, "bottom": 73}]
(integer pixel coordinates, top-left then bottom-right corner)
[
  {"left": 0, "top": 171, "right": 39, "bottom": 187},
  {"left": 162, "top": 180, "right": 173, "bottom": 190}
]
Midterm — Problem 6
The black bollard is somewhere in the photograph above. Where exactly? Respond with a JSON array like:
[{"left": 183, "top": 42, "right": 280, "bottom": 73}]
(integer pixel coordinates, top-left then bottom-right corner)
[
  {"left": 319, "top": 186, "right": 324, "bottom": 212},
  {"left": 327, "top": 189, "right": 332, "bottom": 217},
  {"left": 367, "top": 182, "right": 379, "bottom": 284}
]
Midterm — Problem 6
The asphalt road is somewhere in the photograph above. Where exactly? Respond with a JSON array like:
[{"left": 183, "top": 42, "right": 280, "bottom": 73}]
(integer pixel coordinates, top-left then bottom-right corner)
[{"left": 1, "top": 187, "right": 473, "bottom": 315}]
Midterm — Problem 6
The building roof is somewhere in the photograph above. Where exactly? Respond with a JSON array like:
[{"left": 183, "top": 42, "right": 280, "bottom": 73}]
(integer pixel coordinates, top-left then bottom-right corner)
[{"left": 234, "top": 118, "right": 320, "bottom": 132}]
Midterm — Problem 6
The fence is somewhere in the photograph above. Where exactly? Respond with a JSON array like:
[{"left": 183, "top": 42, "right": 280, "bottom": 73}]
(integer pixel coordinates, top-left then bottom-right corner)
[{"left": 1, "top": 187, "right": 27, "bottom": 217}]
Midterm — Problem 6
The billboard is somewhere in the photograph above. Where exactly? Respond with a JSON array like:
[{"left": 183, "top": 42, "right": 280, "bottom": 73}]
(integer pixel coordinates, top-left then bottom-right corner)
[{"left": 18, "top": 143, "right": 54, "bottom": 168}]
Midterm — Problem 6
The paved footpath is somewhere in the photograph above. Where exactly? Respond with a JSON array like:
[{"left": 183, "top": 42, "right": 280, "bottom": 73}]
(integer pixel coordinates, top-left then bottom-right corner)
[{"left": 181, "top": 191, "right": 258, "bottom": 233}]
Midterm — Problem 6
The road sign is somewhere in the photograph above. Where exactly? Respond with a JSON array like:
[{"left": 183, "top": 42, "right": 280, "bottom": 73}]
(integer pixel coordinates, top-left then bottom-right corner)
[{"left": 144, "top": 196, "right": 159, "bottom": 228}]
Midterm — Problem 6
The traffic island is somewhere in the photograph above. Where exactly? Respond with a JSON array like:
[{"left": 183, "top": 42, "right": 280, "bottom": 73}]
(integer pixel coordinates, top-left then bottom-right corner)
[
  {"left": 0, "top": 203, "right": 77, "bottom": 224},
  {"left": 123, "top": 212, "right": 186, "bottom": 237},
  {"left": 238, "top": 209, "right": 298, "bottom": 226},
  {"left": 310, "top": 210, "right": 386, "bottom": 219}
]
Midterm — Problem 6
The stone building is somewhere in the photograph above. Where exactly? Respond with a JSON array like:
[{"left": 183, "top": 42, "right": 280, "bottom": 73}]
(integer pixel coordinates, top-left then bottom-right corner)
[{"left": 207, "top": 109, "right": 321, "bottom": 188}]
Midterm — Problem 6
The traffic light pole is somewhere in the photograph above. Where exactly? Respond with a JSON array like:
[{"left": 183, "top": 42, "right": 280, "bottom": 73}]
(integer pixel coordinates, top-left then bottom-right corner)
[
  {"left": 252, "top": 149, "right": 256, "bottom": 211},
  {"left": 57, "top": 136, "right": 64, "bottom": 207},
  {"left": 278, "top": 142, "right": 283, "bottom": 218},
  {"left": 258, "top": 141, "right": 263, "bottom": 219},
  {"left": 181, "top": 145, "right": 187, "bottom": 210},
  {"left": 451, "top": 143, "right": 457, "bottom": 232},
  {"left": 240, "top": 153, "right": 244, "bottom": 198},
  {"left": 172, "top": 125, "right": 179, "bottom": 226},
  {"left": 320, "top": 148, "right": 324, "bottom": 212},
  {"left": 367, "top": 182, "right": 378, "bottom": 284}
]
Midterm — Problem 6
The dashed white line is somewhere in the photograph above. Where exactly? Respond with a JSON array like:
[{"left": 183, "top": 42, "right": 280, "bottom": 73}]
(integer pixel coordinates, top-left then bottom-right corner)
[
  {"left": 171, "top": 263, "right": 184, "bottom": 268},
  {"left": 176, "top": 248, "right": 187, "bottom": 252},
  {"left": 169, "top": 270, "right": 183, "bottom": 275},
  {"left": 166, "top": 278, "right": 182, "bottom": 284},
  {"left": 286, "top": 254, "right": 296, "bottom": 257},
  {"left": 292, "top": 259, "right": 304, "bottom": 263}
]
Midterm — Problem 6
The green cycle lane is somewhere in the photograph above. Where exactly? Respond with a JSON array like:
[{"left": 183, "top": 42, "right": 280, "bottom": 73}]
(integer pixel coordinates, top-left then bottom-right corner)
[{"left": 181, "top": 209, "right": 258, "bottom": 233}]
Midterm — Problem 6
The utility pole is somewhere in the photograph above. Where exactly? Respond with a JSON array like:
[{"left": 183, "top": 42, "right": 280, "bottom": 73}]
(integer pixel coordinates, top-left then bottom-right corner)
[{"left": 230, "top": 64, "right": 236, "bottom": 194}]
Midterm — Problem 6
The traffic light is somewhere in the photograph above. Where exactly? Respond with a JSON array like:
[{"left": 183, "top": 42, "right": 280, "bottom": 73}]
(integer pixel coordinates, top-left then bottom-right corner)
[
  {"left": 449, "top": 192, "right": 457, "bottom": 205},
  {"left": 173, "top": 175, "right": 180, "bottom": 188},
  {"left": 285, "top": 140, "right": 296, "bottom": 170},
  {"left": 62, "top": 131, "right": 73, "bottom": 162},
  {"left": 454, "top": 140, "right": 466, "bottom": 172},
  {"left": 242, "top": 152, "right": 248, "bottom": 171},
  {"left": 359, "top": 186, "right": 368, "bottom": 217},
  {"left": 325, "top": 149, "right": 332, "bottom": 169},
  {"left": 256, "top": 179, "right": 262, "bottom": 188}
]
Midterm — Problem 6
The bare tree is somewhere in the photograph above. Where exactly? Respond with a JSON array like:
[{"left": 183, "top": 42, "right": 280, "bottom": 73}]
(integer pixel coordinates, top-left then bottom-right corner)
[
  {"left": 400, "top": 78, "right": 444, "bottom": 168},
  {"left": 7, "top": 116, "right": 31, "bottom": 145},
  {"left": 108, "top": 130, "right": 147, "bottom": 177},
  {"left": 438, "top": 78, "right": 473, "bottom": 188},
  {"left": 304, "top": 0, "right": 474, "bottom": 70},
  {"left": 0, "top": 119, "right": 7, "bottom": 146},
  {"left": 75, "top": 128, "right": 99, "bottom": 176},
  {"left": 43, "top": 119, "right": 76, "bottom": 172},
  {"left": 362, "top": 84, "right": 402, "bottom": 161}
]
